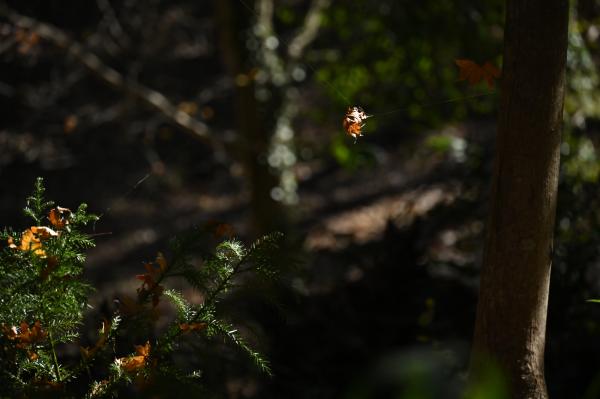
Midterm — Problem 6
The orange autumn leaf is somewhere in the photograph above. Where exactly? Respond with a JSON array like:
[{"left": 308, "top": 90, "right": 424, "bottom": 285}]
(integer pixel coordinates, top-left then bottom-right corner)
[
  {"left": 10, "top": 227, "right": 57, "bottom": 257},
  {"left": 80, "top": 319, "right": 111, "bottom": 360},
  {"left": 48, "top": 207, "right": 71, "bottom": 230},
  {"left": 30, "top": 226, "right": 58, "bottom": 239},
  {"left": 18, "top": 321, "right": 47, "bottom": 345},
  {"left": 118, "top": 341, "right": 151, "bottom": 373},
  {"left": 120, "top": 355, "right": 146, "bottom": 372},
  {"left": 455, "top": 59, "right": 501, "bottom": 88},
  {"left": 179, "top": 322, "right": 208, "bottom": 333},
  {"left": 2, "top": 321, "right": 47, "bottom": 351},
  {"left": 19, "top": 229, "right": 44, "bottom": 256},
  {"left": 135, "top": 341, "right": 151, "bottom": 357},
  {"left": 135, "top": 253, "right": 167, "bottom": 307}
]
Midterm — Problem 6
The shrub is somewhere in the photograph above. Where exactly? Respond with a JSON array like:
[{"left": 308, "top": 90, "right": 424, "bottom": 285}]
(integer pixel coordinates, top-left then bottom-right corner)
[{"left": 0, "top": 178, "right": 280, "bottom": 398}]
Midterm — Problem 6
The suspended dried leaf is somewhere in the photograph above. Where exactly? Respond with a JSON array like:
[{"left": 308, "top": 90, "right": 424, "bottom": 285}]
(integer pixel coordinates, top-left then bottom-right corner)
[
  {"left": 455, "top": 59, "right": 501, "bottom": 88},
  {"left": 343, "top": 106, "right": 371, "bottom": 141}
]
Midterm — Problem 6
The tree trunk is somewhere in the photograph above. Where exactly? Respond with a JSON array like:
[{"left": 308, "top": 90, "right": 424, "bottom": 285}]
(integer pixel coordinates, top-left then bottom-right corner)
[
  {"left": 470, "top": 1, "right": 569, "bottom": 398},
  {"left": 215, "top": 0, "right": 285, "bottom": 235}
]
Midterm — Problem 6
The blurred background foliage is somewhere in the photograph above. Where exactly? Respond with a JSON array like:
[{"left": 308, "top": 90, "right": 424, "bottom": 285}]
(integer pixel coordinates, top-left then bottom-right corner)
[{"left": 1, "top": 0, "right": 600, "bottom": 397}]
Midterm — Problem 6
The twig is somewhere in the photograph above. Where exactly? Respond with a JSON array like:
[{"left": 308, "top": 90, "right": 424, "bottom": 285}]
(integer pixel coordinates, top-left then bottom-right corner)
[
  {"left": 287, "top": 0, "right": 331, "bottom": 60},
  {"left": 47, "top": 330, "right": 61, "bottom": 382},
  {"left": 0, "top": 3, "right": 213, "bottom": 144}
]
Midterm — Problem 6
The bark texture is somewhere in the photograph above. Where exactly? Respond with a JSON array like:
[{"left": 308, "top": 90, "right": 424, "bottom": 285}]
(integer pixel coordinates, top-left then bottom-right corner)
[{"left": 470, "top": 1, "right": 569, "bottom": 398}]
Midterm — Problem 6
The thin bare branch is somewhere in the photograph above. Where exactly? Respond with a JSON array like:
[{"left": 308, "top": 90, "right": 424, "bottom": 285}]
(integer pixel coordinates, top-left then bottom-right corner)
[
  {"left": 256, "top": 0, "right": 286, "bottom": 85},
  {"left": 257, "top": 0, "right": 274, "bottom": 38},
  {"left": 0, "top": 3, "right": 212, "bottom": 144},
  {"left": 287, "top": 0, "right": 331, "bottom": 60},
  {"left": 96, "top": 0, "right": 131, "bottom": 47}
]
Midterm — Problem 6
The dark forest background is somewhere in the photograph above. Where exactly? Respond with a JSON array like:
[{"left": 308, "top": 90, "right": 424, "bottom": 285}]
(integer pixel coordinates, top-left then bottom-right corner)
[{"left": 1, "top": 0, "right": 600, "bottom": 398}]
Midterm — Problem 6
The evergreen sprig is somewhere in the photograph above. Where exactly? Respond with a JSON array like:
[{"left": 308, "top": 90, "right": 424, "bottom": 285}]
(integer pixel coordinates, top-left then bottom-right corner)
[
  {"left": 0, "top": 177, "right": 99, "bottom": 396},
  {"left": 0, "top": 178, "right": 283, "bottom": 398}
]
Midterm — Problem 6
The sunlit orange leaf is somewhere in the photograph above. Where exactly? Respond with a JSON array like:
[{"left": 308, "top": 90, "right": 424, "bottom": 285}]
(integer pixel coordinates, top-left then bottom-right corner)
[
  {"left": 31, "top": 226, "right": 58, "bottom": 239},
  {"left": 18, "top": 321, "right": 47, "bottom": 345},
  {"left": 120, "top": 355, "right": 146, "bottom": 372},
  {"left": 48, "top": 207, "right": 71, "bottom": 229},
  {"left": 11, "top": 227, "right": 57, "bottom": 257},
  {"left": 19, "top": 228, "right": 45, "bottom": 256},
  {"left": 455, "top": 59, "right": 501, "bottom": 88},
  {"left": 118, "top": 341, "right": 151, "bottom": 373},
  {"left": 135, "top": 341, "right": 151, "bottom": 357},
  {"left": 28, "top": 350, "right": 39, "bottom": 361},
  {"left": 3, "top": 321, "right": 47, "bottom": 351},
  {"left": 343, "top": 106, "right": 371, "bottom": 141}
]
